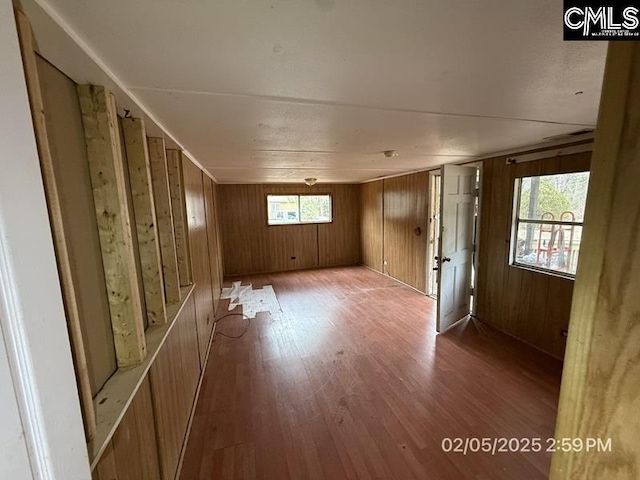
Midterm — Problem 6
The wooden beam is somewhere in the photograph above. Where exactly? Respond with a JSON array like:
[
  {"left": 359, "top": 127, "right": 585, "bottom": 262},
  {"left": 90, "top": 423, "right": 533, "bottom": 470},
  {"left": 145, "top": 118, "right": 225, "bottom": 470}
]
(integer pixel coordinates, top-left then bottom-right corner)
[
  {"left": 77, "top": 84, "right": 146, "bottom": 366},
  {"left": 147, "top": 138, "right": 181, "bottom": 304},
  {"left": 166, "top": 150, "right": 192, "bottom": 286},
  {"left": 13, "top": 7, "right": 97, "bottom": 439},
  {"left": 551, "top": 42, "right": 640, "bottom": 479},
  {"left": 121, "top": 118, "right": 167, "bottom": 325}
]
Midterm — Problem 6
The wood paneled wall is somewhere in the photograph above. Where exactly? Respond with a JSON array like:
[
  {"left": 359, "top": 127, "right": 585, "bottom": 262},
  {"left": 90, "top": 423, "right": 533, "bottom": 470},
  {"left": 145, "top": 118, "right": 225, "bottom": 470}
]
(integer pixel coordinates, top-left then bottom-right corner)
[
  {"left": 183, "top": 158, "right": 215, "bottom": 364},
  {"left": 92, "top": 376, "right": 160, "bottom": 480},
  {"left": 360, "top": 181, "right": 384, "bottom": 271},
  {"left": 359, "top": 173, "right": 430, "bottom": 293},
  {"left": 21, "top": 7, "right": 224, "bottom": 478},
  {"left": 149, "top": 295, "right": 201, "bottom": 480},
  {"left": 475, "top": 150, "right": 591, "bottom": 358},
  {"left": 203, "top": 177, "right": 224, "bottom": 312},
  {"left": 219, "top": 184, "right": 360, "bottom": 276},
  {"left": 383, "top": 172, "right": 429, "bottom": 293}
]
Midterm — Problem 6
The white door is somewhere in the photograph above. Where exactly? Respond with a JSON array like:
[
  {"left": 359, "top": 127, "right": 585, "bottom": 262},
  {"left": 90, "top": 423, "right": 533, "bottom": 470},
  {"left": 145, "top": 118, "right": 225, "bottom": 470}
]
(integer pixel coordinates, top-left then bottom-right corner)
[{"left": 436, "top": 165, "right": 477, "bottom": 332}]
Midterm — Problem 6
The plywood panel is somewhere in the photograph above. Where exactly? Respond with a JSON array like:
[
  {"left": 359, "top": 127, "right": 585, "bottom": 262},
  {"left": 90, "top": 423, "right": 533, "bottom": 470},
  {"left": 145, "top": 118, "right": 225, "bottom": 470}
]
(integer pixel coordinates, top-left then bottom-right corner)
[
  {"left": 93, "top": 376, "right": 160, "bottom": 480},
  {"left": 551, "top": 42, "right": 640, "bottom": 479},
  {"left": 148, "top": 138, "right": 181, "bottom": 305},
  {"left": 183, "top": 158, "right": 215, "bottom": 365},
  {"left": 167, "top": 150, "right": 193, "bottom": 287},
  {"left": 360, "top": 181, "right": 384, "bottom": 271},
  {"left": 475, "top": 149, "right": 591, "bottom": 358},
  {"left": 203, "top": 176, "right": 223, "bottom": 313},
  {"left": 149, "top": 295, "right": 201, "bottom": 480},
  {"left": 219, "top": 184, "right": 359, "bottom": 276},
  {"left": 77, "top": 84, "right": 146, "bottom": 366},
  {"left": 382, "top": 172, "right": 429, "bottom": 292},
  {"left": 36, "top": 56, "right": 116, "bottom": 397}
]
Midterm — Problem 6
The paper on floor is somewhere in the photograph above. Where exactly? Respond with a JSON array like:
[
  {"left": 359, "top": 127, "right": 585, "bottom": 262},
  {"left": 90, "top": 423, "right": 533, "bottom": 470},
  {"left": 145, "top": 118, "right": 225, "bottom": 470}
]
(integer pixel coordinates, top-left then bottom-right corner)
[{"left": 220, "top": 281, "right": 282, "bottom": 319}]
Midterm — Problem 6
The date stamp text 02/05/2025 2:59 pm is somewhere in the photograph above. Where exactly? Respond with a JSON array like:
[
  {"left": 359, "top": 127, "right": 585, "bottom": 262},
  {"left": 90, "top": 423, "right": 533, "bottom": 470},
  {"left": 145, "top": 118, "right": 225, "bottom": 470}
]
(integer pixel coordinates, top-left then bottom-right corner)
[{"left": 441, "top": 437, "right": 612, "bottom": 456}]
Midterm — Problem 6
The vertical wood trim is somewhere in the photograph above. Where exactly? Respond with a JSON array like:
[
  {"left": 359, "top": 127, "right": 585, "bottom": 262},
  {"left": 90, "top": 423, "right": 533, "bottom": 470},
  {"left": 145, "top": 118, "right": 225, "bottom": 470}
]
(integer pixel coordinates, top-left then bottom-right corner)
[
  {"left": 147, "top": 138, "right": 181, "bottom": 305},
  {"left": 121, "top": 118, "right": 167, "bottom": 326},
  {"left": 551, "top": 43, "right": 640, "bottom": 480},
  {"left": 77, "top": 84, "right": 146, "bottom": 366},
  {"left": 14, "top": 8, "right": 97, "bottom": 439},
  {"left": 212, "top": 182, "right": 225, "bottom": 282},
  {"left": 166, "top": 150, "right": 192, "bottom": 286}
]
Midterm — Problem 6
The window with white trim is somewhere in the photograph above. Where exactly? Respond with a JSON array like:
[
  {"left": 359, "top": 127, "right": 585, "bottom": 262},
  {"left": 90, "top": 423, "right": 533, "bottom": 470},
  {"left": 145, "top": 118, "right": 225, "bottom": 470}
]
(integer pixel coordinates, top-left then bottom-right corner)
[
  {"left": 267, "top": 194, "right": 332, "bottom": 225},
  {"left": 511, "top": 171, "right": 590, "bottom": 277}
]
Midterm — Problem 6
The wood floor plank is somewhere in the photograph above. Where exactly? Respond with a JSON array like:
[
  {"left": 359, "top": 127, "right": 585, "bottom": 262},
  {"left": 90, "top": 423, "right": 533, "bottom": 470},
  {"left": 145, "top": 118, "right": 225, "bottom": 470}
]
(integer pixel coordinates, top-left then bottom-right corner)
[{"left": 181, "top": 266, "right": 562, "bottom": 480}]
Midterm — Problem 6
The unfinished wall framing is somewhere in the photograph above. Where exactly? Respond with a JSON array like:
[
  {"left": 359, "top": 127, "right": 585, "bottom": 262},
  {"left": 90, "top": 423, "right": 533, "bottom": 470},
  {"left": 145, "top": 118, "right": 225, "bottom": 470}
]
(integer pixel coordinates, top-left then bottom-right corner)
[{"left": 16, "top": 8, "right": 224, "bottom": 478}]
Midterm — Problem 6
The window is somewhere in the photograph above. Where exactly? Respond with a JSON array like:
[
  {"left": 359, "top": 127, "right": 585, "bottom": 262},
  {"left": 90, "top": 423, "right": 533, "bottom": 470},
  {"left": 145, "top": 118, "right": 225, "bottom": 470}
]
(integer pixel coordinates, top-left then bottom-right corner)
[
  {"left": 267, "top": 194, "right": 332, "bottom": 225},
  {"left": 511, "top": 171, "right": 590, "bottom": 277}
]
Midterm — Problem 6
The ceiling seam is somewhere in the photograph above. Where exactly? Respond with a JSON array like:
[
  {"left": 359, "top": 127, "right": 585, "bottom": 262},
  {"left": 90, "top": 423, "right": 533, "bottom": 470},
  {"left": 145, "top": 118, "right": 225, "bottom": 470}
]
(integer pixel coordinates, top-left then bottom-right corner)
[{"left": 129, "top": 85, "right": 597, "bottom": 127}]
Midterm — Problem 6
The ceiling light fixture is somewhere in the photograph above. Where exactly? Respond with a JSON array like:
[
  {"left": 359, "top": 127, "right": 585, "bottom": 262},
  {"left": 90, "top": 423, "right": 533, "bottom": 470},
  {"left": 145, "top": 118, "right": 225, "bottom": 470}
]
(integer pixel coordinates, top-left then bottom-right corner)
[
  {"left": 304, "top": 177, "right": 317, "bottom": 186},
  {"left": 383, "top": 150, "right": 399, "bottom": 158}
]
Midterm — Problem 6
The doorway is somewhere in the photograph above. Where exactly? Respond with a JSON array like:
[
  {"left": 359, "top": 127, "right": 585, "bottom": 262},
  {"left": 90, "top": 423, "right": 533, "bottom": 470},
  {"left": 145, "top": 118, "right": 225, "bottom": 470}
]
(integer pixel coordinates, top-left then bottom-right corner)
[{"left": 435, "top": 164, "right": 481, "bottom": 332}]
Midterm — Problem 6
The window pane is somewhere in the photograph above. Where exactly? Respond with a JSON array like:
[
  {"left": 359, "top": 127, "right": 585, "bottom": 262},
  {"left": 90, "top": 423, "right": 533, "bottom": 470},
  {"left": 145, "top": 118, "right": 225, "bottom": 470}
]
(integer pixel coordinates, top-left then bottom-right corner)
[
  {"left": 299, "top": 195, "right": 332, "bottom": 223},
  {"left": 519, "top": 172, "right": 590, "bottom": 222},
  {"left": 514, "top": 222, "right": 583, "bottom": 276},
  {"left": 267, "top": 195, "right": 299, "bottom": 224}
]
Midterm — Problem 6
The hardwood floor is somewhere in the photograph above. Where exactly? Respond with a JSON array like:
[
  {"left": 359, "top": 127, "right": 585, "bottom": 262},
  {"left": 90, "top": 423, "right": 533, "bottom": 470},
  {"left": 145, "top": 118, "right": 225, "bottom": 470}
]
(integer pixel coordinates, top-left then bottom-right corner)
[{"left": 180, "top": 266, "right": 562, "bottom": 480}]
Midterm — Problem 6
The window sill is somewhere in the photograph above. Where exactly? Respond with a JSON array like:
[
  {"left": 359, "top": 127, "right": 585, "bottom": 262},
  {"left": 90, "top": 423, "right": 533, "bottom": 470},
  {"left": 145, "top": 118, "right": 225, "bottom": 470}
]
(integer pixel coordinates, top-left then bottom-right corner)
[
  {"left": 87, "top": 284, "right": 196, "bottom": 469},
  {"left": 509, "top": 263, "right": 575, "bottom": 280},
  {"left": 267, "top": 221, "right": 333, "bottom": 226}
]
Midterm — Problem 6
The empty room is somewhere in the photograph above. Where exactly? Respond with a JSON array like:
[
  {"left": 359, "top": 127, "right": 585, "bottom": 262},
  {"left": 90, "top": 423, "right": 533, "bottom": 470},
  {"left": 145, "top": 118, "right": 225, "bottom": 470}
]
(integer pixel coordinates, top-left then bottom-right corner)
[{"left": 1, "top": 1, "right": 639, "bottom": 479}]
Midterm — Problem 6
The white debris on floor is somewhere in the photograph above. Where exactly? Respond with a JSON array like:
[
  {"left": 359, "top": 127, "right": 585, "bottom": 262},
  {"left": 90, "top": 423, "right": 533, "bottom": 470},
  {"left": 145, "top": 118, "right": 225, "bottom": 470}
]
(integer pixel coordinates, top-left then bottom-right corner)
[{"left": 220, "top": 281, "right": 282, "bottom": 319}]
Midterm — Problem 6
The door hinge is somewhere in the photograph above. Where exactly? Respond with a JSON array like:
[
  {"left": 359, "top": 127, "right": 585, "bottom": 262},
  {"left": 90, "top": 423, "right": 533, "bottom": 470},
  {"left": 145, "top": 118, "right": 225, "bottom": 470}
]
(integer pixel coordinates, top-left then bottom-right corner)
[
  {"left": 474, "top": 188, "right": 480, "bottom": 197},
  {"left": 470, "top": 287, "right": 475, "bottom": 296}
]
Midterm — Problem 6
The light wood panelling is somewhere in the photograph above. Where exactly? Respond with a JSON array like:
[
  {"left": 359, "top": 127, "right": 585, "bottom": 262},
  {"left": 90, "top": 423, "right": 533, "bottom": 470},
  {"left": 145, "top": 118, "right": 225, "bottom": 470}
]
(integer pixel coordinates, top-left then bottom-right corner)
[
  {"left": 382, "top": 172, "right": 429, "bottom": 292},
  {"left": 203, "top": 176, "right": 223, "bottom": 312},
  {"left": 475, "top": 150, "right": 591, "bottom": 358},
  {"left": 183, "top": 158, "right": 215, "bottom": 365},
  {"left": 18, "top": 13, "right": 98, "bottom": 437},
  {"left": 149, "top": 295, "right": 201, "bottom": 480},
  {"left": 360, "top": 181, "right": 384, "bottom": 271},
  {"left": 167, "top": 149, "right": 193, "bottom": 287},
  {"left": 77, "top": 84, "right": 146, "bottom": 366},
  {"left": 148, "top": 138, "right": 181, "bottom": 305},
  {"left": 551, "top": 43, "right": 640, "bottom": 480},
  {"left": 219, "top": 184, "right": 360, "bottom": 276},
  {"left": 93, "top": 376, "right": 160, "bottom": 480},
  {"left": 122, "top": 118, "right": 167, "bottom": 325}
]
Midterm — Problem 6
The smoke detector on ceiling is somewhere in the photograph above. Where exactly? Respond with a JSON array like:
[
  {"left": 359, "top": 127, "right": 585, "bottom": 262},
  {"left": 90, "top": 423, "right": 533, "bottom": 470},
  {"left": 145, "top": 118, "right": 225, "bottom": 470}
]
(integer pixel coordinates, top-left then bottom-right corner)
[
  {"left": 304, "top": 177, "right": 317, "bottom": 186},
  {"left": 383, "top": 150, "right": 399, "bottom": 158}
]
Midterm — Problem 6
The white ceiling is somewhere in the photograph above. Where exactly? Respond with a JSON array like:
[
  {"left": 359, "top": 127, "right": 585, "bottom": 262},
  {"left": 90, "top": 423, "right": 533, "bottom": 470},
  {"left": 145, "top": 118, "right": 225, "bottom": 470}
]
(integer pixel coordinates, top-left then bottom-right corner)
[{"left": 29, "top": 0, "right": 606, "bottom": 183}]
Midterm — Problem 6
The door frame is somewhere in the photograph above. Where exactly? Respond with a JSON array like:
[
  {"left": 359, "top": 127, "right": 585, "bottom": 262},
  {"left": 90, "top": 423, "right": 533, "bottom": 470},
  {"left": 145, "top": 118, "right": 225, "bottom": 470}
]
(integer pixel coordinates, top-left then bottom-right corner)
[
  {"left": 466, "top": 161, "right": 483, "bottom": 318},
  {"left": 426, "top": 169, "right": 441, "bottom": 299}
]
